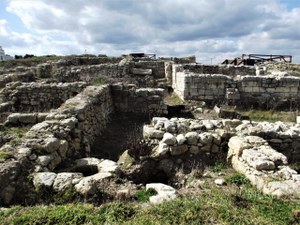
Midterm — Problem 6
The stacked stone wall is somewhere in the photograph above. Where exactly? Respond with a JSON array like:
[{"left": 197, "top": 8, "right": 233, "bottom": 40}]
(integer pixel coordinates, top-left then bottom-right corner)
[
  {"left": 182, "top": 64, "right": 256, "bottom": 76},
  {"left": 111, "top": 83, "right": 167, "bottom": 115},
  {"left": 0, "top": 82, "right": 87, "bottom": 112},
  {"left": 173, "top": 69, "right": 300, "bottom": 108},
  {"left": 228, "top": 136, "right": 300, "bottom": 197}
]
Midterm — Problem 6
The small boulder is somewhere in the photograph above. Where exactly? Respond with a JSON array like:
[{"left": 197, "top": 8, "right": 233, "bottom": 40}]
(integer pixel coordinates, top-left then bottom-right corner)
[
  {"left": 185, "top": 132, "right": 199, "bottom": 145},
  {"left": 162, "top": 132, "right": 177, "bottom": 146},
  {"left": 33, "top": 172, "right": 57, "bottom": 188},
  {"left": 146, "top": 183, "right": 177, "bottom": 204}
]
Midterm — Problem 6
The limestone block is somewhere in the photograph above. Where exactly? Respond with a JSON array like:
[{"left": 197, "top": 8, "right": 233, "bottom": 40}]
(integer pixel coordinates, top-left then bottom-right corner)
[
  {"left": 164, "top": 121, "right": 177, "bottom": 133},
  {"left": 131, "top": 68, "right": 152, "bottom": 75},
  {"left": 98, "top": 159, "right": 119, "bottom": 174},
  {"left": 6, "top": 113, "right": 21, "bottom": 125},
  {"left": 143, "top": 126, "right": 164, "bottom": 139},
  {"left": 74, "top": 172, "right": 112, "bottom": 195},
  {"left": 33, "top": 172, "right": 57, "bottom": 188},
  {"left": 200, "top": 145, "right": 211, "bottom": 152},
  {"left": 185, "top": 132, "right": 199, "bottom": 145},
  {"left": 152, "top": 142, "right": 169, "bottom": 157},
  {"left": 189, "top": 145, "right": 199, "bottom": 154},
  {"left": 263, "top": 180, "right": 300, "bottom": 197},
  {"left": 257, "top": 146, "right": 288, "bottom": 165},
  {"left": 53, "top": 172, "right": 83, "bottom": 192},
  {"left": 73, "top": 157, "right": 102, "bottom": 169},
  {"left": 48, "top": 152, "right": 62, "bottom": 170},
  {"left": 60, "top": 117, "right": 78, "bottom": 129},
  {"left": 162, "top": 132, "right": 177, "bottom": 146},
  {"left": 146, "top": 183, "right": 177, "bottom": 204},
  {"left": 37, "top": 155, "right": 52, "bottom": 167},
  {"left": 44, "top": 137, "right": 61, "bottom": 153},
  {"left": 214, "top": 178, "right": 226, "bottom": 186},
  {"left": 170, "top": 144, "right": 188, "bottom": 155},
  {"left": 228, "top": 136, "right": 251, "bottom": 157},
  {"left": 254, "top": 160, "right": 275, "bottom": 171},
  {"left": 18, "top": 114, "right": 37, "bottom": 124},
  {"left": 198, "top": 133, "right": 213, "bottom": 145},
  {"left": 58, "top": 140, "right": 68, "bottom": 158},
  {"left": 176, "top": 134, "right": 186, "bottom": 145},
  {"left": 17, "top": 147, "right": 32, "bottom": 158}
]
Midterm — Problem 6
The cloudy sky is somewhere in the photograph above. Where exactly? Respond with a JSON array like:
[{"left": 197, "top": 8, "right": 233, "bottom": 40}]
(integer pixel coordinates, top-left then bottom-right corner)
[{"left": 0, "top": 0, "right": 299, "bottom": 63}]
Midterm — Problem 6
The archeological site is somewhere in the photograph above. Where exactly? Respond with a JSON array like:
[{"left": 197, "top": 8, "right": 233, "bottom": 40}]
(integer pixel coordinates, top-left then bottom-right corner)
[{"left": 0, "top": 53, "right": 300, "bottom": 206}]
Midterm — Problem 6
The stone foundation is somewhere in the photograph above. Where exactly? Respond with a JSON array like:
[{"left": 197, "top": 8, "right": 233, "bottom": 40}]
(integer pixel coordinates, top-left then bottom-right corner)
[{"left": 228, "top": 136, "right": 300, "bottom": 197}]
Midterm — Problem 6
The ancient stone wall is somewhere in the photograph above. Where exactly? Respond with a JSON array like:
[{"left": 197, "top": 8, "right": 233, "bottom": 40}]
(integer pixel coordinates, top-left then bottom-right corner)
[
  {"left": 0, "top": 83, "right": 169, "bottom": 204},
  {"left": 143, "top": 118, "right": 300, "bottom": 163},
  {"left": 181, "top": 64, "right": 257, "bottom": 76},
  {"left": 173, "top": 69, "right": 300, "bottom": 108},
  {"left": 0, "top": 82, "right": 87, "bottom": 112},
  {"left": 128, "top": 61, "right": 166, "bottom": 79},
  {"left": 228, "top": 136, "right": 300, "bottom": 197},
  {"left": 111, "top": 83, "right": 167, "bottom": 115}
]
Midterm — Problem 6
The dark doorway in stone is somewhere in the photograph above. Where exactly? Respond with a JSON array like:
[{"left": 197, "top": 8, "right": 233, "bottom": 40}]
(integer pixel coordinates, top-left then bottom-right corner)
[
  {"left": 91, "top": 113, "right": 150, "bottom": 161},
  {"left": 71, "top": 165, "right": 98, "bottom": 176}
]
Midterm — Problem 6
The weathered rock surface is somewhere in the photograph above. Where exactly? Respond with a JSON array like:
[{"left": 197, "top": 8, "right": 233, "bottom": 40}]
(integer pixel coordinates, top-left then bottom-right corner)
[
  {"left": 146, "top": 183, "right": 177, "bottom": 204},
  {"left": 228, "top": 136, "right": 300, "bottom": 197}
]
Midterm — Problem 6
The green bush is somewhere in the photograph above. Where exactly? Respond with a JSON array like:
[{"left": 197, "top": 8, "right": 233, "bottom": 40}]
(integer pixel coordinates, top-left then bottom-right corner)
[
  {"left": 225, "top": 173, "right": 251, "bottom": 186},
  {"left": 135, "top": 188, "right": 157, "bottom": 202}
]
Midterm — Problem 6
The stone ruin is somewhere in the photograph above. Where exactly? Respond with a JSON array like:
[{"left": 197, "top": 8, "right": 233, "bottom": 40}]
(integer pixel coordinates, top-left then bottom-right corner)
[{"left": 0, "top": 54, "right": 299, "bottom": 205}]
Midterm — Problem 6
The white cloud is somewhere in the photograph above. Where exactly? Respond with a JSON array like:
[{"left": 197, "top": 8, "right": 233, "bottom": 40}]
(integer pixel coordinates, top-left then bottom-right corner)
[{"left": 1, "top": 0, "right": 299, "bottom": 62}]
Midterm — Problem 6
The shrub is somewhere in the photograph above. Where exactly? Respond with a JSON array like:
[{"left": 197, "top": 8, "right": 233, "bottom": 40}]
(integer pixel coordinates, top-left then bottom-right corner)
[{"left": 135, "top": 188, "right": 157, "bottom": 202}]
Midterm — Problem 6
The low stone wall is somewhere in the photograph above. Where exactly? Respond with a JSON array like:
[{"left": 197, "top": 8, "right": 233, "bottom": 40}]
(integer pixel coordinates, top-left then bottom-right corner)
[
  {"left": 143, "top": 118, "right": 300, "bottom": 162},
  {"left": 237, "top": 75, "right": 300, "bottom": 108},
  {"left": 0, "top": 71, "right": 35, "bottom": 88},
  {"left": 228, "top": 136, "right": 300, "bottom": 197},
  {"left": 4, "top": 112, "right": 49, "bottom": 126},
  {"left": 128, "top": 61, "right": 166, "bottom": 79},
  {"left": 0, "top": 85, "right": 113, "bottom": 204},
  {"left": 173, "top": 70, "right": 300, "bottom": 108},
  {"left": 0, "top": 84, "right": 169, "bottom": 204},
  {"left": 143, "top": 117, "right": 232, "bottom": 158},
  {"left": 111, "top": 83, "right": 168, "bottom": 115},
  {"left": 54, "top": 64, "right": 123, "bottom": 82},
  {"left": 173, "top": 72, "right": 233, "bottom": 101},
  {"left": 180, "top": 64, "right": 257, "bottom": 76},
  {"left": 0, "top": 82, "right": 87, "bottom": 112}
]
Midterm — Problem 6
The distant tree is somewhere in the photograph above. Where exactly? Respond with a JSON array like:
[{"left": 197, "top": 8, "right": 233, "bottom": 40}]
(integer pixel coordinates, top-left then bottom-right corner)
[
  {"left": 15, "top": 55, "right": 23, "bottom": 59},
  {"left": 24, "top": 54, "right": 35, "bottom": 59}
]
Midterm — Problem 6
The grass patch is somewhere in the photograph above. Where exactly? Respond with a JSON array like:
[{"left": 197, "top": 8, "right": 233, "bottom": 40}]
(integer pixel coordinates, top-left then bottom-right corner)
[
  {"left": 225, "top": 173, "right": 251, "bottom": 186},
  {"left": 92, "top": 76, "right": 107, "bottom": 86},
  {"left": 240, "top": 109, "right": 297, "bottom": 122},
  {"left": 164, "top": 92, "right": 185, "bottom": 105},
  {"left": 1, "top": 184, "right": 299, "bottom": 225},
  {"left": 135, "top": 188, "right": 157, "bottom": 202},
  {"left": 210, "top": 162, "right": 227, "bottom": 173}
]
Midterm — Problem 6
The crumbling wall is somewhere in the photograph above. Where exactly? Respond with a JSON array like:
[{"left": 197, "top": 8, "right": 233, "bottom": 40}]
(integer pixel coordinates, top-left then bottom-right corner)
[
  {"left": 173, "top": 72, "right": 232, "bottom": 102},
  {"left": 237, "top": 75, "right": 300, "bottom": 108},
  {"left": 0, "top": 82, "right": 87, "bottom": 112},
  {"left": 181, "top": 64, "right": 256, "bottom": 76},
  {"left": 228, "top": 136, "right": 300, "bottom": 197},
  {"left": 111, "top": 83, "right": 168, "bottom": 115},
  {"left": 173, "top": 69, "right": 300, "bottom": 109}
]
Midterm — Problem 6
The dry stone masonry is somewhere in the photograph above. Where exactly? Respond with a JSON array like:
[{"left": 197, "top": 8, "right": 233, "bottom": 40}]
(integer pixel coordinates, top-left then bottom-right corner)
[
  {"left": 228, "top": 136, "right": 300, "bottom": 197},
  {"left": 172, "top": 64, "right": 300, "bottom": 108},
  {"left": 0, "top": 54, "right": 300, "bottom": 205}
]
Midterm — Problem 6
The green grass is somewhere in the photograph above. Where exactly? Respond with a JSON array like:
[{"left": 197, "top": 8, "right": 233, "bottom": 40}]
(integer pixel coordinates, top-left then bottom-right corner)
[
  {"left": 240, "top": 109, "right": 297, "bottom": 122},
  {"left": 210, "top": 162, "right": 227, "bottom": 173},
  {"left": 225, "top": 172, "right": 251, "bottom": 186},
  {"left": 164, "top": 92, "right": 185, "bottom": 105},
  {"left": 135, "top": 188, "right": 157, "bottom": 202},
  {"left": 1, "top": 185, "right": 299, "bottom": 225}
]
